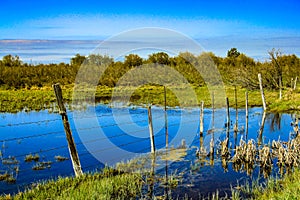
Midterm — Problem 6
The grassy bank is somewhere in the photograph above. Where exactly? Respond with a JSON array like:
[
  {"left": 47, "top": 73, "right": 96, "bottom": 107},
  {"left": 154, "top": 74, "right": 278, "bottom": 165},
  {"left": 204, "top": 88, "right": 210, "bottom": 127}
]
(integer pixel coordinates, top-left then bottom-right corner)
[
  {"left": 236, "top": 168, "right": 300, "bottom": 199},
  {"left": 1, "top": 84, "right": 300, "bottom": 113},
  {"left": 1, "top": 168, "right": 142, "bottom": 200}
]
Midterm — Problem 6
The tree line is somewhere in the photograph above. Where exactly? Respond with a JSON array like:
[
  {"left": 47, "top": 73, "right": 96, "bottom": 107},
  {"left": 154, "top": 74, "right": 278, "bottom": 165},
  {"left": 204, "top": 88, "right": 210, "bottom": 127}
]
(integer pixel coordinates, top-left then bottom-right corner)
[{"left": 0, "top": 48, "right": 299, "bottom": 90}]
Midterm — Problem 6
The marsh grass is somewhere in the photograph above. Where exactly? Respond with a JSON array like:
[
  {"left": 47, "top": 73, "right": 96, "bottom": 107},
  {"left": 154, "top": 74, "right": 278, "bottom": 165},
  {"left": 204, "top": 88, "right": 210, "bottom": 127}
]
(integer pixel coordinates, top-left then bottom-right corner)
[
  {"left": 1, "top": 85, "right": 300, "bottom": 113},
  {"left": 1, "top": 168, "right": 143, "bottom": 200}
]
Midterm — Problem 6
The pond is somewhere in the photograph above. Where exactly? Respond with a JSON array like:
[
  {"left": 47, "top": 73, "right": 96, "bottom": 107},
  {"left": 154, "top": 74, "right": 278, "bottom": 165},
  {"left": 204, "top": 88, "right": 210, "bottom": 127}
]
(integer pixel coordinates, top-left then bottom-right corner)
[{"left": 0, "top": 105, "right": 298, "bottom": 198}]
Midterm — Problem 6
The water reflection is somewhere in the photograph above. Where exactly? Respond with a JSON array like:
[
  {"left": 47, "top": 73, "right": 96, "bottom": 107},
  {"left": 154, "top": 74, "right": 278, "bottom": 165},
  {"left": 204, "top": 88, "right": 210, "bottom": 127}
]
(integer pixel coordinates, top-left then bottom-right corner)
[{"left": 0, "top": 107, "right": 299, "bottom": 198}]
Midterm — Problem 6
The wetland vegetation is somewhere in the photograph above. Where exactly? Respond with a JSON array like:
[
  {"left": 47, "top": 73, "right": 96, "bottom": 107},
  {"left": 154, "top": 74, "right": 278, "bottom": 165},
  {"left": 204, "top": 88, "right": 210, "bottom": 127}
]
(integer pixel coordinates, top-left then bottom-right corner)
[{"left": 1, "top": 49, "right": 300, "bottom": 199}]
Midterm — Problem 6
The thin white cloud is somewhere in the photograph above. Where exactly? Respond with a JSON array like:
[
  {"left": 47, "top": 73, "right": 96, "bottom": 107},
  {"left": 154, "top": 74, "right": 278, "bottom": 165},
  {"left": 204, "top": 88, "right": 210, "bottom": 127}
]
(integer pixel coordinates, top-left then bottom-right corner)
[{"left": 3, "top": 14, "right": 296, "bottom": 39}]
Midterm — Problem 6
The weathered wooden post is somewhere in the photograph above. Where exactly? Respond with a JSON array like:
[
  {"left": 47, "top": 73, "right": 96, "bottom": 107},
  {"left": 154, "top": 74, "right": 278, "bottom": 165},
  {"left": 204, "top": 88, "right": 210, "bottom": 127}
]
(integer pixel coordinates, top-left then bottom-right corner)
[
  {"left": 234, "top": 86, "right": 238, "bottom": 132},
  {"left": 147, "top": 106, "right": 155, "bottom": 154},
  {"left": 294, "top": 76, "right": 298, "bottom": 90},
  {"left": 279, "top": 76, "right": 282, "bottom": 100},
  {"left": 258, "top": 73, "right": 267, "bottom": 111},
  {"left": 164, "top": 86, "right": 168, "bottom": 148},
  {"left": 53, "top": 83, "right": 83, "bottom": 177}
]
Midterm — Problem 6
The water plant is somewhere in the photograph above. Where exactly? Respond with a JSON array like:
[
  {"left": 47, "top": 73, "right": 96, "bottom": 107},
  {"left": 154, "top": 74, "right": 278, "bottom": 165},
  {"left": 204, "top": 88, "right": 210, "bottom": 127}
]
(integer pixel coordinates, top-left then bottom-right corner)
[
  {"left": 24, "top": 154, "right": 40, "bottom": 162},
  {"left": 54, "top": 155, "right": 68, "bottom": 162}
]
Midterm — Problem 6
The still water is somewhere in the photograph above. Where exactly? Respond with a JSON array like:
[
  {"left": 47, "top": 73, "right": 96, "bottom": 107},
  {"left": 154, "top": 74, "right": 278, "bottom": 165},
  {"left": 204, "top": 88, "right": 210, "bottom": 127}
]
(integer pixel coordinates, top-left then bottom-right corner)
[{"left": 0, "top": 105, "right": 296, "bottom": 197}]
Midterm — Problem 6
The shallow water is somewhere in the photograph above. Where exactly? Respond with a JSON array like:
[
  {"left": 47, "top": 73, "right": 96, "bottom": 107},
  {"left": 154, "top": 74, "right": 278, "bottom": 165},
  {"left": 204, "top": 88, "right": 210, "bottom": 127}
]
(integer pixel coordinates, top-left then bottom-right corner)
[{"left": 0, "top": 105, "right": 297, "bottom": 197}]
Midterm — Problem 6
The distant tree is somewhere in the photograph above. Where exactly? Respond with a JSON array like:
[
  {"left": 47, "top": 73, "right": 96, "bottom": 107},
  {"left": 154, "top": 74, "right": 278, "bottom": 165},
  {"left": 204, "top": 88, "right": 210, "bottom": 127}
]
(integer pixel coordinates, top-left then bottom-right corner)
[
  {"left": 268, "top": 49, "right": 283, "bottom": 89},
  {"left": 70, "top": 54, "right": 86, "bottom": 67},
  {"left": 85, "top": 54, "right": 113, "bottom": 66},
  {"left": 147, "top": 52, "right": 170, "bottom": 65},
  {"left": 124, "top": 54, "right": 143, "bottom": 67},
  {"left": 227, "top": 48, "right": 240, "bottom": 58},
  {"left": 2, "top": 55, "right": 22, "bottom": 67}
]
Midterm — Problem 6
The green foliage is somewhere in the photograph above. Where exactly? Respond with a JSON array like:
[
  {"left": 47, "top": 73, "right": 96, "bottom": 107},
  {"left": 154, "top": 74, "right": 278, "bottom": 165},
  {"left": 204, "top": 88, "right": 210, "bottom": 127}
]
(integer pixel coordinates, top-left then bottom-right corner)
[
  {"left": 147, "top": 52, "right": 170, "bottom": 65},
  {"left": 227, "top": 48, "right": 241, "bottom": 58},
  {"left": 124, "top": 54, "right": 143, "bottom": 67},
  {"left": 3, "top": 168, "right": 142, "bottom": 200},
  {"left": 1, "top": 50, "right": 300, "bottom": 91}
]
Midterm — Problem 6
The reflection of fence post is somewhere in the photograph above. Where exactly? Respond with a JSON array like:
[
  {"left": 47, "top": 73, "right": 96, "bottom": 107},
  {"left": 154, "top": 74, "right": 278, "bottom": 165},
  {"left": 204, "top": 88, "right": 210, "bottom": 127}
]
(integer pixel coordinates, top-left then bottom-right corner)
[
  {"left": 258, "top": 73, "right": 267, "bottom": 111},
  {"left": 258, "top": 111, "right": 267, "bottom": 146},
  {"left": 226, "top": 97, "right": 230, "bottom": 128},
  {"left": 211, "top": 92, "right": 215, "bottom": 162},
  {"left": 148, "top": 106, "right": 155, "bottom": 154},
  {"left": 245, "top": 91, "right": 249, "bottom": 141},
  {"left": 226, "top": 97, "right": 230, "bottom": 147},
  {"left": 200, "top": 101, "right": 204, "bottom": 136},
  {"left": 164, "top": 86, "right": 168, "bottom": 148},
  {"left": 53, "top": 83, "right": 83, "bottom": 177}
]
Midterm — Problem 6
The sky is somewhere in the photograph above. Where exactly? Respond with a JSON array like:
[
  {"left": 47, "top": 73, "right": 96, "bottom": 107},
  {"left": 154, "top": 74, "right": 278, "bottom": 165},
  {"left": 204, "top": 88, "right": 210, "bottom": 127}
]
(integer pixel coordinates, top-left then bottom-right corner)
[{"left": 0, "top": 0, "right": 300, "bottom": 61}]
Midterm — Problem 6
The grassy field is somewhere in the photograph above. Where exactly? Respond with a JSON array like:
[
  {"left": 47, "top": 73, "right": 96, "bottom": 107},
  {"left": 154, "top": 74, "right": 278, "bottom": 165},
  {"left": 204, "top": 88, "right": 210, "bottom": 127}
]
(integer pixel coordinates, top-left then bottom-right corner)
[
  {"left": 1, "top": 168, "right": 142, "bottom": 200},
  {"left": 1, "top": 84, "right": 300, "bottom": 113}
]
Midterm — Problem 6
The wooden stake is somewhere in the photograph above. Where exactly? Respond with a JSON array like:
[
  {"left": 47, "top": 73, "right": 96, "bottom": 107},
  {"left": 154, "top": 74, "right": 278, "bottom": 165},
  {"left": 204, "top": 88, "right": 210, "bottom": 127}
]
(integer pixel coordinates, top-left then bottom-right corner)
[
  {"left": 294, "top": 76, "right": 298, "bottom": 90},
  {"left": 279, "top": 76, "right": 282, "bottom": 100},
  {"left": 234, "top": 86, "right": 238, "bottom": 132},
  {"left": 258, "top": 73, "right": 267, "bottom": 111},
  {"left": 148, "top": 106, "right": 155, "bottom": 154},
  {"left": 226, "top": 97, "right": 230, "bottom": 147},
  {"left": 53, "top": 83, "right": 83, "bottom": 177},
  {"left": 164, "top": 86, "right": 168, "bottom": 148}
]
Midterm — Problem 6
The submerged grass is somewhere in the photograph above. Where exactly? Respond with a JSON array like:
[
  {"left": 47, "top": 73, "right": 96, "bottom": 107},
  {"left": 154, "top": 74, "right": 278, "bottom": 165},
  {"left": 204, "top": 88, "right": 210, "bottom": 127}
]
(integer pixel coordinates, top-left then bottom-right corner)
[{"left": 1, "top": 168, "right": 143, "bottom": 200}]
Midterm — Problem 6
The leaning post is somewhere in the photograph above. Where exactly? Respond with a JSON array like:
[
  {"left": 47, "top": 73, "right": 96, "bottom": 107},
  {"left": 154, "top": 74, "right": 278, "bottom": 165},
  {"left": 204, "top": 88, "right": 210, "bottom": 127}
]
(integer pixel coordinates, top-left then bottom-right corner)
[{"left": 53, "top": 83, "right": 83, "bottom": 177}]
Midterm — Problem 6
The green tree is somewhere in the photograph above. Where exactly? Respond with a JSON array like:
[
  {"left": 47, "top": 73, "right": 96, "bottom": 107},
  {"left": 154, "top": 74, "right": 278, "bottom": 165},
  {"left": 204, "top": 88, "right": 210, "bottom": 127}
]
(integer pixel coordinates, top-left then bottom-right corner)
[
  {"left": 147, "top": 52, "right": 170, "bottom": 65},
  {"left": 227, "top": 48, "right": 240, "bottom": 58},
  {"left": 2, "top": 55, "right": 22, "bottom": 67},
  {"left": 71, "top": 54, "right": 86, "bottom": 67},
  {"left": 124, "top": 54, "right": 143, "bottom": 67}
]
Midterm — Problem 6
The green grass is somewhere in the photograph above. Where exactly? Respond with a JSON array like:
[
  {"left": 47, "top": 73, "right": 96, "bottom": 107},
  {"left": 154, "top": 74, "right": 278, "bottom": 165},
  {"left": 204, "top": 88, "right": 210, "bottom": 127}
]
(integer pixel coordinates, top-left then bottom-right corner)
[
  {"left": 251, "top": 169, "right": 300, "bottom": 200},
  {"left": 1, "top": 168, "right": 142, "bottom": 200},
  {"left": 1, "top": 84, "right": 300, "bottom": 113}
]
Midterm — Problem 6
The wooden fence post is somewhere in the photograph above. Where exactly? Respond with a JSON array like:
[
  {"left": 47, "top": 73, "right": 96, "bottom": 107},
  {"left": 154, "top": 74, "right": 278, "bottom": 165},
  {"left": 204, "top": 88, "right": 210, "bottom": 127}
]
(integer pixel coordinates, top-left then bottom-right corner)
[
  {"left": 148, "top": 106, "right": 155, "bottom": 154},
  {"left": 53, "top": 83, "right": 83, "bottom": 177},
  {"left": 279, "top": 76, "right": 282, "bottom": 100},
  {"left": 164, "top": 86, "right": 168, "bottom": 148},
  {"left": 234, "top": 86, "right": 238, "bottom": 132},
  {"left": 258, "top": 73, "right": 267, "bottom": 111},
  {"left": 294, "top": 76, "right": 298, "bottom": 90}
]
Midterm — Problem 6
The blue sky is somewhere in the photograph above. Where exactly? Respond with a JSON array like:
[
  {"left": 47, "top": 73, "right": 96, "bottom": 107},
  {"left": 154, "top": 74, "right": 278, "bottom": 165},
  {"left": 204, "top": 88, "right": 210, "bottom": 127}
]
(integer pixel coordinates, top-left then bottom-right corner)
[
  {"left": 0, "top": 0, "right": 300, "bottom": 61},
  {"left": 1, "top": 0, "right": 300, "bottom": 39}
]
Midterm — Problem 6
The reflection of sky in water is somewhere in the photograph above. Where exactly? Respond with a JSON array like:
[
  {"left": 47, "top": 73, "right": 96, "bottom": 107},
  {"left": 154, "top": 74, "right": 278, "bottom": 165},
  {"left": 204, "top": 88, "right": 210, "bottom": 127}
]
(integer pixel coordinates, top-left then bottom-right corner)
[
  {"left": 0, "top": 105, "right": 297, "bottom": 197},
  {"left": 1, "top": 36, "right": 300, "bottom": 64}
]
